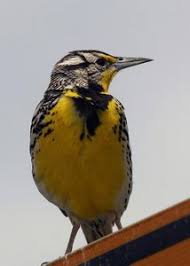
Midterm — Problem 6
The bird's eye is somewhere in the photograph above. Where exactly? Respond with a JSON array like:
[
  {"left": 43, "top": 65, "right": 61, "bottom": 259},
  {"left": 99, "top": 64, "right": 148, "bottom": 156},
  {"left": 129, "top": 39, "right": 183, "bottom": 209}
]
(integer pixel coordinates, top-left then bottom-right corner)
[{"left": 96, "top": 58, "right": 106, "bottom": 67}]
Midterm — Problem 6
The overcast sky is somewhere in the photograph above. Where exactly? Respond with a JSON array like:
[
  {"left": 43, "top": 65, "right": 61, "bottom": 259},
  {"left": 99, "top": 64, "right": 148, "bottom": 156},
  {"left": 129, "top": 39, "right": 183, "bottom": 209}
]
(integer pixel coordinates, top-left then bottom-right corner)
[{"left": 0, "top": 1, "right": 190, "bottom": 265}]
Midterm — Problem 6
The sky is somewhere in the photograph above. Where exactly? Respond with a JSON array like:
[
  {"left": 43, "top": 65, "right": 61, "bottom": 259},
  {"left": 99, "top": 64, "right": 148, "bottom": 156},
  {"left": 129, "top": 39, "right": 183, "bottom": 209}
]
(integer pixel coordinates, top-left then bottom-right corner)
[{"left": 0, "top": 1, "right": 190, "bottom": 265}]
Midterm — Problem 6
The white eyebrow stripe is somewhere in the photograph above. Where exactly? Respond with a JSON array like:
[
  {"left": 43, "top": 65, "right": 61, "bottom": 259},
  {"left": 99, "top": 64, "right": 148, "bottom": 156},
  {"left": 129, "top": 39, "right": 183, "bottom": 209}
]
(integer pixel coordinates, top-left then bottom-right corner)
[
  {"left": 79, "top": 52, "right": 96, "bottom": 63},
  {"left": 57, "top": 57, "right": 84, "bottom": 66}
]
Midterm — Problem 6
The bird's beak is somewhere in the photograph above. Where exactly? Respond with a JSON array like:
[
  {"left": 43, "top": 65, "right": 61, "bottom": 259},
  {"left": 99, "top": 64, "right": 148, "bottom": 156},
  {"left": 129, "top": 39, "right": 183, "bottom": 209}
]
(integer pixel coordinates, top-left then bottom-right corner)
[{"left": 113, "top": 57, "right": 153, "bottom": 71}]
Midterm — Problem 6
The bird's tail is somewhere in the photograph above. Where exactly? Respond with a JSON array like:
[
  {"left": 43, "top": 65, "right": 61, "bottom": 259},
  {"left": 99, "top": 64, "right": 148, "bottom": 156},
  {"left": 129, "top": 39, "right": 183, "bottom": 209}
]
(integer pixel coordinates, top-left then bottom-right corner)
[{"left": 81, "top": 219, "right": 113, "bottom": 244}]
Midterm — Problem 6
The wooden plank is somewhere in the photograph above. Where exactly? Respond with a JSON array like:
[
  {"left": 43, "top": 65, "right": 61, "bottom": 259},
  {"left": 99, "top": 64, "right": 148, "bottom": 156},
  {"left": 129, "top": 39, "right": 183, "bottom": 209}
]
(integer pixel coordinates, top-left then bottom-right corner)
[
  {"left": 132, "top": 239, "right": 190, "bottom": 266},
  {"left": 48, "top": 199, "right": 190, "bottom": 266}
]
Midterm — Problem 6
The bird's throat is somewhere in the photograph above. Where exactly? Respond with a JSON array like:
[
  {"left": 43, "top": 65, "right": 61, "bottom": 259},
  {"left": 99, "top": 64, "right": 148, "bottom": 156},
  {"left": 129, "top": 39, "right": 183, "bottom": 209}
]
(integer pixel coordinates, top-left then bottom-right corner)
[{"left": 98, "top": 68, "right": 117, "bottom": 91}]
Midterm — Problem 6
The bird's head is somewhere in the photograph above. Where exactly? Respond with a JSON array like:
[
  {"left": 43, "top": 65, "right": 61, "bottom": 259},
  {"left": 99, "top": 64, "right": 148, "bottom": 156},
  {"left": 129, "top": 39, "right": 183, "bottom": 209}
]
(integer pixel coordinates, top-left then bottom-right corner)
[{"left": 52, "top": 50, "right": 152, "bottom": 92}]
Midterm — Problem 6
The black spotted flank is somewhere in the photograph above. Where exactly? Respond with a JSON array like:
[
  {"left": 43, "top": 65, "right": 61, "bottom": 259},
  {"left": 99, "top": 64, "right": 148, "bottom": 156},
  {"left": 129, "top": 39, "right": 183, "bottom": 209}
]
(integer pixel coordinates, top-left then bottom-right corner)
[
  {"left": 32, "top": 120, "right": 52, "bottom": 135},
  {"left": 30, "top": 86, "right": 64, "bottom": 153},
  {"left": 112, "top": 125, "right": 117, "bottom": 134},
  {"left": 44, "top": 128, "right": 54, "bottom": 137}
]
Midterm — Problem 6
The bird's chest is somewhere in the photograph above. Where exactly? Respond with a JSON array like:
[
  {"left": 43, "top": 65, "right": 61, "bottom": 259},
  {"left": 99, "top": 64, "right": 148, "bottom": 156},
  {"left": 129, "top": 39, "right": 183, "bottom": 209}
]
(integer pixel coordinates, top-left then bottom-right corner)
[
  {"left": 33, "top": 95, "right": 128, "bottom": 219},
  {"left": 34, "top": 94, "right": 121, "bottom": 157}
]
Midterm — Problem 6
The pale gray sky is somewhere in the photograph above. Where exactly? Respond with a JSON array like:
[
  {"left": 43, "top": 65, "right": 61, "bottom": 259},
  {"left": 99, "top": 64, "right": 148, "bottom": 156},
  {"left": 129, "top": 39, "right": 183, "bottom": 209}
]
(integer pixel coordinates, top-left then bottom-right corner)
[{"left": 0, "top": 1, "right": 190, "bottom": 265}]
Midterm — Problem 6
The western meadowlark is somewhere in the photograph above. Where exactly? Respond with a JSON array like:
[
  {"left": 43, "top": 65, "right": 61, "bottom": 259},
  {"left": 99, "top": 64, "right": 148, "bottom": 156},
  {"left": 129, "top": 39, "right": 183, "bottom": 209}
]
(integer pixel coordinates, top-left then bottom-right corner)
[{"left": 30, "top": 50, "right": 152, "bottom": 254}]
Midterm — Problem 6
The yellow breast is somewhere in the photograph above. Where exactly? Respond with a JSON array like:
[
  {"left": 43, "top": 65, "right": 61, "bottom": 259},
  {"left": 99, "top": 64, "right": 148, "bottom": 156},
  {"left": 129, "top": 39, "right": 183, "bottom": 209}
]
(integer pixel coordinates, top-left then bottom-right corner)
[{"left": 33, "top": 94, "right": 126, "bottom": 220}]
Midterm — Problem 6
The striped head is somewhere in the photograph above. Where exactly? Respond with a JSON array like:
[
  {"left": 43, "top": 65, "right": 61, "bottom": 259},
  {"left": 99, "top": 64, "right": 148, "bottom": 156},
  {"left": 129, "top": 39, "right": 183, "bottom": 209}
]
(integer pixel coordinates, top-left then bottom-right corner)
[{"left": 52, "top": 50, "right": 152, "bottom": 91}]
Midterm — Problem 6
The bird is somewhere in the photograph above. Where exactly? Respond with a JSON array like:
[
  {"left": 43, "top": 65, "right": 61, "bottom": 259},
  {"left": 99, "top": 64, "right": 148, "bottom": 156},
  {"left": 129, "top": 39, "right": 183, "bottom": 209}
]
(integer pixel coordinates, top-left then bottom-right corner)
[{"left": 30, "top": 50, "right": 152, "bottom": 254}]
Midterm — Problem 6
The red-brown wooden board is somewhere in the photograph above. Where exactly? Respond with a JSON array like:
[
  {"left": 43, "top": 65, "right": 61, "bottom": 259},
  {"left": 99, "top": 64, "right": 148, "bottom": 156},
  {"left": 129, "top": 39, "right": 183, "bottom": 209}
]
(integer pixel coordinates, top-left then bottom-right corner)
[{"left": 46, "top": 199, "right": 190, "bottom": 266}]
